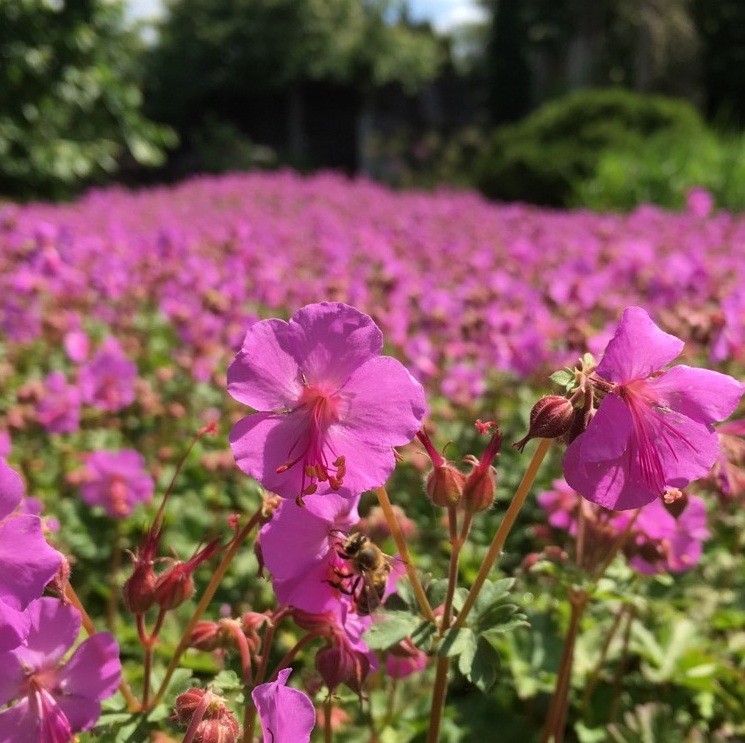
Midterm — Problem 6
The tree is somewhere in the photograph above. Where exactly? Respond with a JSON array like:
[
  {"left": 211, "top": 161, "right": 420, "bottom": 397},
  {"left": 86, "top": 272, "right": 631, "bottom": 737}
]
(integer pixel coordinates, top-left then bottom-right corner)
[
  {"left": 0, "top": 0, "right": 174, "bottom": 200},
  {"left": 145, "top": 0, "right": 440, "bottom": 168}
]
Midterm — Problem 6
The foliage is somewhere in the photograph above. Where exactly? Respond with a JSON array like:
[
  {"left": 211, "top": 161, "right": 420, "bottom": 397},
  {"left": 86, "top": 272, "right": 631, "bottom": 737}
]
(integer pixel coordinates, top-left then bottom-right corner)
[
  {"left": 0, "top": 0, "right": 174, "bottom": 201},
  {"left": 574, "top": 129, "right": 745, "bottom": 212},
  {"left": 145, "top": 0, "right": 440, "bottom": 131},
  {"left": 475, "top": 87, "right": 705, "bottom": 206}
]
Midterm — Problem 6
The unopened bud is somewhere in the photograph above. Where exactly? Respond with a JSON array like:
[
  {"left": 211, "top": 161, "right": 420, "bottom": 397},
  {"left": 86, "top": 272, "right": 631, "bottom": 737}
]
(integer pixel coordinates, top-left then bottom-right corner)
[
  {"left": 425, "top": 464, "right": 466, "bottom": 508},
  {"left": 154, "top": 563, "right": 195, "bottom": 610},
  {"left": 316, "top": 643, "right": 358, "bottom": 691},
  {"left": 193, "top": 717, "right": 240, "bottom": 743},
  {"left": 189, "top": 621, "right": 221, "bottom": 651},
  {"left": 514, "top": 396, "right": 575, "bottom": 452},
  {"left": 123, "top": 561, "right": 157, "bottom": 614},
  {"left": 462, "top": 426, "right": 501, "bottom": 513}
]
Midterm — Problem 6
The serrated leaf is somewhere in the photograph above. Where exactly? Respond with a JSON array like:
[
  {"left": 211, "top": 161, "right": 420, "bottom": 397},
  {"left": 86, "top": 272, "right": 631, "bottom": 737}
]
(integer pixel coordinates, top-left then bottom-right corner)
[
  {"left": 480, "top": 615, "right": 531, "bottom": 643},
  {"left": 456, "top": 633, "right": 478, "bottom": 676},
  {"left": 363, "top": 611, "right": 421, "bottom": 650},
  {"left": 465, "top": 639, "right": 500, "bottom": 693},
  {"left": 550, "top": 369, "right": 574, "bottom": 386},
  {"left": 410, "top": 620, "right": 437, "bottom": 650},
  {"left": 438, "top": 627, "right": 477, "bottom": 659},
  {"left": 426, "top": 578, "right": 449, "bottom": 608},
  {"left": 475, "top": 603, "right": 521, "bottom": 632},
  {"left": 213, "top": 669, "right": 243, "bottom": 692}
]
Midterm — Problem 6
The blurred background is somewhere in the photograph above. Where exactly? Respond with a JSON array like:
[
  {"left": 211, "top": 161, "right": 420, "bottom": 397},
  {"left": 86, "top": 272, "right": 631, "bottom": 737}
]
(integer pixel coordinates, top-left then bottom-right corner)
[{"left": 2, "top": 0, "right": 745, "bottom": 211}]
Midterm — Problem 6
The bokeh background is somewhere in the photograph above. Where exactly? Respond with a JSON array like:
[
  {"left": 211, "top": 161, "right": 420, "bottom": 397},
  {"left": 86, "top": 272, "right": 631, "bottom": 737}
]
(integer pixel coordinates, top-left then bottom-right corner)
[{"left": 3, "top": 0, "right": 745, "bottom": 209}]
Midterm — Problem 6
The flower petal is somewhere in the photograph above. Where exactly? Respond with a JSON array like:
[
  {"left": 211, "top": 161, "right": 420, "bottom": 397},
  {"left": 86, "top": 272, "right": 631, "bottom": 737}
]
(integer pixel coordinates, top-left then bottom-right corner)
[
  {"left": 338, "top": 356, "right": 427, "bottom": 446},
  {"left": 57, "top": 633, "right": 121, "bottom": 704},
  {"left": 230, "top": 412, "right": 307, "bottom": 499},
  {"left": 596, "top": 307, "right": 684, "bottom": 385},
  {"left": 0, "top": 516, "right": 62, "bottom": 611},
  {"left": 563, "top": 430, "right": 659, "bottom": 510},
  {"left": 252, "top": 668, "right": 315, "bottom": 743},
  {"left": 228, "top": 319, "right": 303, "bottom": 411},
  {"left": 0, "top": 601, "right": 31, "bottom": 652},
  {"left": 261, "top": 495, "right": 359, "bottom": 581},
  {"left": 13, "top": 598, "right": 81, "bottom": 671},
  {"left": 287, "top": 303, "right": 383, "bottom": 390},
  {"left": 649, "top": 365, "right": 744, "bottom": 424},
  {"left": 0, "top": 699, "right": 39, "bottom": 743},
  {"left": 570, "top": 394, "right": 632, "bottom": 463},
  {"left": 0, "top": 652, "right": 25, "bottom": 706},
  {"left": 272, "top": 559, "right": 340, "bottom": 614},
  {"left": 0, "top": 459, "right": 23, "bottom": 520}
]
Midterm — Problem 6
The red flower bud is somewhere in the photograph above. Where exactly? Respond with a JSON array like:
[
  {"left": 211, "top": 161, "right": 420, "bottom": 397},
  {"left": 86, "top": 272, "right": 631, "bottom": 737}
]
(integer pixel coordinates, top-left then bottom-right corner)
[
  {"left": 154, "top": 538, "right": 221, "bottom": 611},
  {"left": 123, "top": 560, "right": 157, "bottom": 614},
  {"left": 193, "top": 717, "right": 240, "bottom": 743},
  {"left": 316, "top": 643, "right": 358, "bottom": 691},
  {"left": 189, "top": 621, "right": 221, "bottom": 651},
  {"left": 514, "top": 396, "right": 575, "bottom": 452},
  {"left": 417, "top": 429, "right": 465, "bottom": 507},
  {"left": 462, "top": 426, "right": 501, "bottom": 513}
]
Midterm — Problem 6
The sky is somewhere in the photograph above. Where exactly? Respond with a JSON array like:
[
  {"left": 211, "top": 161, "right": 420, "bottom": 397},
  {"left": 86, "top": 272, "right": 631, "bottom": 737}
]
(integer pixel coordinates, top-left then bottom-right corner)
[{"left": 127, "top": 0, "right": 487, "bottom": 32}]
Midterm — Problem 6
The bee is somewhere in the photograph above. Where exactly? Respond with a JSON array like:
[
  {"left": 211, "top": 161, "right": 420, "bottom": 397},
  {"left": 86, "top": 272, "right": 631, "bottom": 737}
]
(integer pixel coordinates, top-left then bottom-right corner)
[{"left": 329, "top": 533, "right": 392, "bottom": 616}]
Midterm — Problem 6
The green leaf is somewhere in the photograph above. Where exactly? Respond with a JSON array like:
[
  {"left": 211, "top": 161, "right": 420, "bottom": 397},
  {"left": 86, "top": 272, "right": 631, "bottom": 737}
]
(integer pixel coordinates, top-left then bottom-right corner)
[
  {"left": 550, "top": 369, "right": 575, "bottom": 387},
  {"left": 213, "top": 669, "right": 243, "bottom": 693},
  {"left": 363, "top": 611, "right": 421, "bottom": 650},
  {"left": 467, "top": 638, "right": 501, "bottom": 693},
  {"left": 438, "top": 627, "right": 477, "bottom": 659}
]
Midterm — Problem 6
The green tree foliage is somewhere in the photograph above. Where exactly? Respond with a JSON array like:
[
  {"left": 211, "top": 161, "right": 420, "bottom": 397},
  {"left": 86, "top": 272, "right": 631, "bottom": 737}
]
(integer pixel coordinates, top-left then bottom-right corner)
[
  {"left": 0, "top": 0, "right": 174, "bottom": 200},
  {"left": 144, "top": 0, "right": 440, "bottom": 144}
]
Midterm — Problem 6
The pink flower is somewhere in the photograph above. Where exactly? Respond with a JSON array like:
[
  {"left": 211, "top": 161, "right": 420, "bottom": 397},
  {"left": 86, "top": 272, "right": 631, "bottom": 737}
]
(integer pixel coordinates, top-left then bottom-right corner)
[
  {"left": 261, "top": 493, "right": 360, "bottom": 613},
  {"left": 622, "top": 495, "right": 709, "bottom": 575},
  {"left": 0, "top": 461, "right": 62, "bottom": 651},
  {"left": 37, "top": 372, "right": 81, "bottom": 434},
  {"left": 80, "top": 450, "right": 154, "bottom": 518},
  {"left": 0, "top": 597, "right": 121, "bottom": 741},
  {"left": 563, "top": 307, "right": 744, "bottom": 510},
  {"left": 252, "top": 668, "right": 315, "bottom": 743},
  {"left": 228, "top": 302, "right": 426, "bottom": 502},
  {"left": 386, "top": 638, "right": 428, "bottom": 679},
  {"left": 78, "top": 338, "right": 137, "bottom": 413}
]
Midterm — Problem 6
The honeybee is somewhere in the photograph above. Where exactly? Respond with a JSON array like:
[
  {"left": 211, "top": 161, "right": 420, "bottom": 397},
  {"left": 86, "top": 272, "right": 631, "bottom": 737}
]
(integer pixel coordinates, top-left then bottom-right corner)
[{"left": 330, "top": 533, "right": 392, "bottom": 616}]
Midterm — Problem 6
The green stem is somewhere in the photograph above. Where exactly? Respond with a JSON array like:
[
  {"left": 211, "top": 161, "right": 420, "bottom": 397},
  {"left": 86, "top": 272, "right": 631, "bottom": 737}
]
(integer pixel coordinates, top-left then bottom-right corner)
[
  {"left": 374, "top": 486, "right": 435, "bottom": 622},
  {"left": 454, "top": 438, "right": 552, "bottom": 629}
]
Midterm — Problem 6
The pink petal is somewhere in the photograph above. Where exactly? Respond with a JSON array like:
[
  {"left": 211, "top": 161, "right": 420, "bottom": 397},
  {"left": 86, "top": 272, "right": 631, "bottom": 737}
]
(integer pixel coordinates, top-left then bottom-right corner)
[
  {"left": 53, "top": 695, "right": 102, "bottom": 734},
  {"left": 0, "top": 602, "right": 31, "bottom": 652},
  {"left": 339, "top": 356, "right": 427, "bottom": 446},
  {"left": 57, "top": 633, "right": 121, "bottom": 704},
  {"left": 596, "top": 307, "right": 684, "bottom": 385},
  {"left": 0, "top": 459, "right": 23, "bottom": 519},
  {"left": 262, "top": 495, "right": 358, "bottom": 581},
  {"left": 0, "top": 652, "right": 25, "bottom": 706},
  {"left": 571, "top": 394, "right": 632, "bottom": 463},
  {"left": 287, "top": 303, "right": 382, "bottom": 390},
  {"left": 252, "top": 668, "right": 315, "bottom": 743},
  {"left": 14, "top": 598, "right": 81, "bottom": 671},
  {"left": 0, "top": 516, "right": 62, "bottom": 610},
  {"left": 649, "top": 366, "right": 744, "bottom": 424},
  {"left": 0, "top": 699, "right": 40, "bottom": 743},
  {"left": 230, "top": 412, "right": 307, "bottom": 499},
  {"left": 228, "top": 319, "right": 303, "bottom": 411},
  {"left": 273, "top": 560, "right": 340, "bottom": 613},
  {"left": 563, "top": 434, "right": 659, "bottom": 510}
]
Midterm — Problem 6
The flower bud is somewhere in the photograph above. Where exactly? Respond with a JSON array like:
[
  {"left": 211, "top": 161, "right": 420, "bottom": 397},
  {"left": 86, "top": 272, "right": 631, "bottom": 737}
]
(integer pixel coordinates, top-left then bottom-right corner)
[
  {"left": 315, "top": 643, "right": 358, "bottom": 691},
  {"left": 514, "top": 396, "right": 575, "bottom": 452},
  {"left": 193, "top": 716, "right": 240, "bottom": 743},
  {"left": 189, "top": 621, "right": 221, "bottom": 651},
  {"left": 417, "top": 429, "right": 465, "bottom": 507},
  {"left": 123, "top": 560, "right": 157, "bottom": 614},
  {"left": 425, "top": 464, "right": 466, "bottom": 508},
  {"left": 462, "top": 426, "right": 502, "bottom": 513},
  {"left": 154, "top": 562, "right": 195, "bottom": 610}
]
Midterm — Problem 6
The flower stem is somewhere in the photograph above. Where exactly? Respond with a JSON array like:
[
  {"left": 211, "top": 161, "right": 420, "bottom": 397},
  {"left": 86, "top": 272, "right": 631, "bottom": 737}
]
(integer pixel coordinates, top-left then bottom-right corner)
[
  {"left": 324, "top": 697, "right": 334, "bottom": 743},
  {"left": 149, "top": 506, "right": 263, "bottom": 709},
  {"left": 64, "top": 582, "right": 140, "bottom": 712},
  {"left": 540, "top": 588, "right": 588, "bottom": 743},
  {"left": 427, "top": 656, "right": 451, "bottom": 743},
  {"left": 453, "top": 438, "right": 552, "bottom": 629},
  {"left": 374, "top": 485, "right": 435, "bottom": 623}
]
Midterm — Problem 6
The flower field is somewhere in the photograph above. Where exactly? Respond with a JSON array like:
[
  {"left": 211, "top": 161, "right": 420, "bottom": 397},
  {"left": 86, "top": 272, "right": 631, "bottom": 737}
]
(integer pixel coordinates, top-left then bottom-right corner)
[{"left": 1, "top": 172, "right": 745, "bottom": 742}]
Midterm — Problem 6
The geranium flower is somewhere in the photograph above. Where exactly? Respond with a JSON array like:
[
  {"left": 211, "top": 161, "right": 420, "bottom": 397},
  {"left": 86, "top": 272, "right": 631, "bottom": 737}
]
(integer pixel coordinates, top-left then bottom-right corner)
[
  {"left": 564, "top": 307, "right": 744, "bottom": 510},
  {"left": 228, "top": 302, "right": 426, "bottom": 502},
  {"left": 0, "top": 460, "right": 62, "bottom": 651},
  {"left": 261, "top": 492, "right": 360, "bottom": 613},
  {"left": 37, "top": 371, "right": 81, "bottom": 434},
  {"left": 252, "top": 668, "right": 315, "bottom": 743},
  {"left": 0, "top": 597, "right": 121, "bottom": 741},
  {"left": 78, "top": 338, "right": 137, "bottom": 413},
  {"left": 80, "top": 450, "right": 154, "bottom": 519}
]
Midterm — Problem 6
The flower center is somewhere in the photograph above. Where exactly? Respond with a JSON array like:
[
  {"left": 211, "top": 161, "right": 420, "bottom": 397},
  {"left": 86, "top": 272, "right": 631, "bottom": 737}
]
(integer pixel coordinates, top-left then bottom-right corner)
[{"left": 275, "top": 383, "right": 347, "bottom": 505}]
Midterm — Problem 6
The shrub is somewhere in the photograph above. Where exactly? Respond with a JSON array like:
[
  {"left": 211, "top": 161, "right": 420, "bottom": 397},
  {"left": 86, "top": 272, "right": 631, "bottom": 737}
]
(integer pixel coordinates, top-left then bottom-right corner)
[
  {"left": 574, "top": 129, "right": 745, "bottom": 213},
  {"left": 475, "top": 88, "right": 705, "bottom": 206}
]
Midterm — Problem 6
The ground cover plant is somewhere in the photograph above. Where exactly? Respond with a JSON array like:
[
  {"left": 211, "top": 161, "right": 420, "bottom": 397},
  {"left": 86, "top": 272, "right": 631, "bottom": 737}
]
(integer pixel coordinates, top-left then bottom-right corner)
[{"left": 1, "top": 171, "right": 745, "bottom": 742}]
